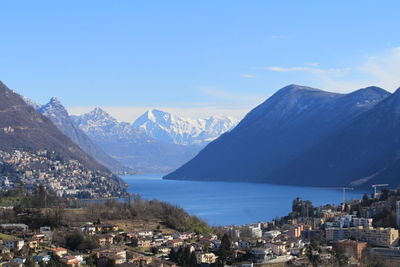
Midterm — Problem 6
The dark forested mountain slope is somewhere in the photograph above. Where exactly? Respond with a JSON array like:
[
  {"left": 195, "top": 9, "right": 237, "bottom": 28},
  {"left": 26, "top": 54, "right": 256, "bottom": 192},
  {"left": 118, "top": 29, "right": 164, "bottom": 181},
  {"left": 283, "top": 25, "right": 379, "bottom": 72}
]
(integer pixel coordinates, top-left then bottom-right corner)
[
  {"left": 165, "top": 84, "right": 395, "bottom": 188},
  {"left": 273, "top": 87, "right": 400, "bottom": 188},
  {"left": 0, "top": 81, "right": 108, "bottom": 172}
]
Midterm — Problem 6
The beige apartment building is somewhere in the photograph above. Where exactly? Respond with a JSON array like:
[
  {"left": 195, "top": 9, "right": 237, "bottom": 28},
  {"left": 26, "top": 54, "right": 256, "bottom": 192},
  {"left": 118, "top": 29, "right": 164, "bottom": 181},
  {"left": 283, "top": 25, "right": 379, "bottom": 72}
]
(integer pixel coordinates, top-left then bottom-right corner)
[{"left": 326, "top": 227, "right": 399, "bottom": 247}]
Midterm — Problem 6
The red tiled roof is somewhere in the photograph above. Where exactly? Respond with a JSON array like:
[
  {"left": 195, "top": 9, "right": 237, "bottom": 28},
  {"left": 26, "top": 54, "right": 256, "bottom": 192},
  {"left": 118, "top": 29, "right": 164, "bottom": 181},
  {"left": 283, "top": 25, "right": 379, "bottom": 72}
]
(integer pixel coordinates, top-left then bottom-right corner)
[{"left": 52, "top": 247, "right": 67, "bottom": 252}]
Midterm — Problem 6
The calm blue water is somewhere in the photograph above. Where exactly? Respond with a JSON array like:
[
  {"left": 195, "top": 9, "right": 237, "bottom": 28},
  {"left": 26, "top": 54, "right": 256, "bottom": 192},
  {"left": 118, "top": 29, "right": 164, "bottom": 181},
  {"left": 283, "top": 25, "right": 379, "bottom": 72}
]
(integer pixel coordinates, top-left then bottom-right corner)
[{"left": 123, "top": 174, "right": 362, "bottom": 226}]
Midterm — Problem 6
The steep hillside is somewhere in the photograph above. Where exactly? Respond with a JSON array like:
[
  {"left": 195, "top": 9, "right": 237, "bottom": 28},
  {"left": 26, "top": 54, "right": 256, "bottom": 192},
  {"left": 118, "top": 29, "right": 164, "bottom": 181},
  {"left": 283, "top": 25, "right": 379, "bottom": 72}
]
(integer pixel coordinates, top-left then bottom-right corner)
[
  {"left": 37, "top": 98, "right": 132, "bottom": 174},
  {"left": 272, "top": 87, "right": 400, "bottom": 188},
  {"left": 165, "top": 84, "right": 394, "bottom": 188},
  {"left": 0, "top": 81, "right": 127, "bottom": 197}
]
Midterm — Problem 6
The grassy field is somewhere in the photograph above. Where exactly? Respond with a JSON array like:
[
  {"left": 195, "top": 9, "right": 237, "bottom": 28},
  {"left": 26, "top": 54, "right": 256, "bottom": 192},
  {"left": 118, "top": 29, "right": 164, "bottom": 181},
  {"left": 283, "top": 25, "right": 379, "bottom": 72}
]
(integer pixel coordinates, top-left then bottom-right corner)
[
  {"left": 0, "top": 233, "right": 16, "bottom": 241},
  {"left": 0, "top": 196, "right": 22, "bottom": 206},
  {"left": 61, "top": 207, "right": 176, "bottom": 234},
  {"left": 106, "top": 219, "right": 175, "bottom": 234}
]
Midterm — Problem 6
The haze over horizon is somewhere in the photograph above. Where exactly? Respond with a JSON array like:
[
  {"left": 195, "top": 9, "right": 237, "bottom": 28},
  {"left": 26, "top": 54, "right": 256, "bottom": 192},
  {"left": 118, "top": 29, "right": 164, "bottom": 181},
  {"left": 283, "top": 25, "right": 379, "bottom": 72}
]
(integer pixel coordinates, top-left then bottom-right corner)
[{"left": 1, "top": 1, "right": 400, "bottom": 121}]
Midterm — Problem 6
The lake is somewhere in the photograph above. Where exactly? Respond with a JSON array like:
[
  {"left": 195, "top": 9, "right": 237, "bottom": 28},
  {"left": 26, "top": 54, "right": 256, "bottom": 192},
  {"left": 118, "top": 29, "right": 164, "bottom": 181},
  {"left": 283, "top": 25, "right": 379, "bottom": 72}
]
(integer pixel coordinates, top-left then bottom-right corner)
[{"left": 123, "top": 174, "right": 363, "bottom": 226}]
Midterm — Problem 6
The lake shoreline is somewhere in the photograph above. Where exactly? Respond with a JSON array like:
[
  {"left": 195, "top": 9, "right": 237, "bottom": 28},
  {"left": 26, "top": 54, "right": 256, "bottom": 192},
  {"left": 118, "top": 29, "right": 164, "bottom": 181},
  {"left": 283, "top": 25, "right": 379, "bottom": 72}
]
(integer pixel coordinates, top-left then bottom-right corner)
[{"left": 123, "top": 174, "right": 363, "bottom": 226}]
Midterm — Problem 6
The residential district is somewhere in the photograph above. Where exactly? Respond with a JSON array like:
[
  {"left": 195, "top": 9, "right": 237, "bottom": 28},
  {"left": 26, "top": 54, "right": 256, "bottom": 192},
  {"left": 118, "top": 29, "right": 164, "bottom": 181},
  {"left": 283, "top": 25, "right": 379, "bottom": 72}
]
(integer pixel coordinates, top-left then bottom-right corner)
[
  {"left": 2, "top": 187, "right": 400, "bottom": 266},
  {"left": 0, "top": 150, "right": 126, "bottom": 199}
]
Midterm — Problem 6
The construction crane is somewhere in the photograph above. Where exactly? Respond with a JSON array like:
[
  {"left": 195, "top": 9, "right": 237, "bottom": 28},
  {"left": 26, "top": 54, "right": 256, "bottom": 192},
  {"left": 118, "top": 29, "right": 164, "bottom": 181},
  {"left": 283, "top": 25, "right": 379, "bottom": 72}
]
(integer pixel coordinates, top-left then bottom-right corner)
[
  {"left": 372, "top": 184, "right": 389, "bottom": 198},
  {"left": 327, "top": 187, "right": 354, "bottom": 204}
]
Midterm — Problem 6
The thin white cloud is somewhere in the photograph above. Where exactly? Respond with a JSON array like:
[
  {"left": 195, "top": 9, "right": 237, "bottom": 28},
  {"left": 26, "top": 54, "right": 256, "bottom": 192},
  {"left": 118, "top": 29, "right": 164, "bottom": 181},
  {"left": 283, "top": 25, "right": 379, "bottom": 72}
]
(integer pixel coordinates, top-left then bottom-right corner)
[
  {"left": 264, "top": 63, "right": 358, "bottom": 91},
  {"left": 242, "top": 74, "right": 256, "bottom": 79},
  {"left": 264, "top": 65, "right": 348, "bottom": 74},
  {"left": 265, "top": 66, "right": 315, "bottom": 72},
  {"left": 310, "top": 47, "right": 400, "bottom": 92},
  {"left": 263, "top": 46, "right": 400, "bottom": 93},
  {"left": 358, "top": 47, "right": 400, "bottom": 91}
]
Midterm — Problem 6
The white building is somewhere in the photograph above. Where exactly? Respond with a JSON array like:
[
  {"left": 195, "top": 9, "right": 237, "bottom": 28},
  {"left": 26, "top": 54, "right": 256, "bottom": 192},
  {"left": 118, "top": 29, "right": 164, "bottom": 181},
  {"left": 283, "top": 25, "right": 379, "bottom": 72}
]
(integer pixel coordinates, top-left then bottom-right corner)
[
  {"left": 5, "top": 239, "right": 24, "bottom": 251},
  {"left": 340, "top": 215, "right": 355, "bottom": 228},
  {"left": 250, "top": 248, "right": 273, "bottom": 263},
  {"left": 40, "top": 226, "right": 52, "bottom": 240},
  {"left": 248, "top": 223, "right": 262, "bottom": 238},
  {"left": 352, "top": 218, "right": 373, "bottom": 228},
  {"left": 196, "top": 253, "right": 217, "bottom": 264},
  {"left": 265, "top": 242, "right": 287, "bottom": 255},
  {"left": 226, "top": 227, "right": 241, "bottom": 239},
  {"left": 136, "top": 231, "right": 153, "bottom": 237},
  {"left": 264, "top": 230, "right": 281, "bottom": 239}
]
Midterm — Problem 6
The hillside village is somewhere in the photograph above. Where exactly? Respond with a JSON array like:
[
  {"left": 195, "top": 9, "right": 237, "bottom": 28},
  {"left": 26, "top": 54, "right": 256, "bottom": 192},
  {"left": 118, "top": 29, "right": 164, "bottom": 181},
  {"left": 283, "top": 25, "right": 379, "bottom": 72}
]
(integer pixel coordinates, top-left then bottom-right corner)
[
  {"left": 1, "top": 187, "right": 400, "bottom": 267},
  {"left": 0, "top": 149, "right": 127, "bottom": 199}
]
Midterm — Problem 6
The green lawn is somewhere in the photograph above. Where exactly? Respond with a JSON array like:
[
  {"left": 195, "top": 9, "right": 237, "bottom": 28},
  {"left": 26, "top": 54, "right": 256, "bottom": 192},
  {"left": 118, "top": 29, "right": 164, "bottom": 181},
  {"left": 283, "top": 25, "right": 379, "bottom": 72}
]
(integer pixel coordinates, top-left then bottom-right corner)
[
  {"left": 0, "top": 233, "right": 16, "bottom": 241},
  {"left": 0, "top": 196, "right": 22, "bottom": 206}
]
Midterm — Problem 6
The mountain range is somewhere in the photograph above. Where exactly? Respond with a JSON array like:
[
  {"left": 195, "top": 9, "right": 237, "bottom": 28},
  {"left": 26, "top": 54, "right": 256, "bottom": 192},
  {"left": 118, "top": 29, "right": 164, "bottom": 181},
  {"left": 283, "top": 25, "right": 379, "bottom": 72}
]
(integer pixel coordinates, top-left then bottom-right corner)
[
  {"left": 5, "top": 79, "right": 400, "bottom": 189},
  {"left": 165, "top": 84, "right": 400, "bottom": 189},
  {"left": 0, "top": 81, "right": 107, "bottom": 172},
  {"left": 37, "top": 98, "right": 131, "bottom": 174},
  {"left": 133, "top": 109, "right": 238, "bottom": 146},
  {"left": 30, "top": 99, "right": 237, "bottom": 173},
  {"left": 71, "top": 108, "right": 198, "bottom": 173}
]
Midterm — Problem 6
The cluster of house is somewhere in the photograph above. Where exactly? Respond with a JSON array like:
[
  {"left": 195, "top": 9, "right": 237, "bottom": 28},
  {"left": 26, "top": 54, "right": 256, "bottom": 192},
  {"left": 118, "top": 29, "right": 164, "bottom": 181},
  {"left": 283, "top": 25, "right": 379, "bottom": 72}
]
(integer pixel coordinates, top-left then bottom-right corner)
[
  {"left": 0, "top": 220, "right": 226, "bottom": 267},
  {"left": 219, "top": 202, "right": 400, "bottom": 266},
  {"left": 0, "top": 222, "right": 172, "bottom": 267},
  {"left": 82, "top": 223, "right": 222, "bottom": 265},
  {"left": 2, "top": 188, "right": 400, "bottom": 266},
  {"left": 0, "top": 149, "right": 125, "bottom": 198},
  {"left": 0, "top": 224, "right": 53, "bottom": 266}
]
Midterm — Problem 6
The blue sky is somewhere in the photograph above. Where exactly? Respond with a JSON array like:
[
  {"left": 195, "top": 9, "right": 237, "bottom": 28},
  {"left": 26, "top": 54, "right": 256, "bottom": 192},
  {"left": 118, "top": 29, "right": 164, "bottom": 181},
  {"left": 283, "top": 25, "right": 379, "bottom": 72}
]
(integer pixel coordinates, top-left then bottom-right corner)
[{"left": 1, "top": 1, "right": 400, "bottom": 121}]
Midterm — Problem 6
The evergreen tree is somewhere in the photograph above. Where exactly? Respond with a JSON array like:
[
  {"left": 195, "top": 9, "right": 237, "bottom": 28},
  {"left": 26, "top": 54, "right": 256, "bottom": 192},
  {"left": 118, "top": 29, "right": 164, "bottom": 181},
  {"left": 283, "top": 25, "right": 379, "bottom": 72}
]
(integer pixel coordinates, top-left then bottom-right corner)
[
  {"left": 362, "top": 193, "right": 369, "bottom": 205},
  {"left": 65, "top": 231, "right": 84, "bottom": 250},
  {"left": 217, "top": 234, "right": 232, "bottom": 265},
  {"left": 380, "top": 189, "right": 389, "bottom": 201},
  {"left": 24, "top": 257, "right": 35, "bottom": 267},
  {"left": 169, "top": 248, "right": 177, "bottom": 262},
  {"left": 47, "top": 255, "right": 66, "bottom": 267},
  {"left": 85, "top": 255, "right": 96, "bottom": 266},
  {"left": 169, "top": 246, "right": 197, "bottom": 267},
  {"left": 190, "top": 251, "right": 197, "bottom": 266}
]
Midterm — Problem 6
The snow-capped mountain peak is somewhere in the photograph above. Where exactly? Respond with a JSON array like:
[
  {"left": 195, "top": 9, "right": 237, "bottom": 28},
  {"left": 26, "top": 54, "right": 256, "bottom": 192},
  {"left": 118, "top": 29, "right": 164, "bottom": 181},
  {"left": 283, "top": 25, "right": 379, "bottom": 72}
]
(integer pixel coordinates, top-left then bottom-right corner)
[
  {"left": 49, "top": 96, "right": 62, "bottom": 105},
  {"left": 38, "top": 97, "right": 70, "bottom": 118},
  {"left": 84, "top": 107, "right": 117, "bottom": 123},
  {"left": 132, "top": 109, "right": 238, "bottom": 146},
  {"left": 73, "top": 107, "right": 134, "bottom": 139},
  {"left": 141, "top": 109, "right": 173, "bottom": 124}
]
